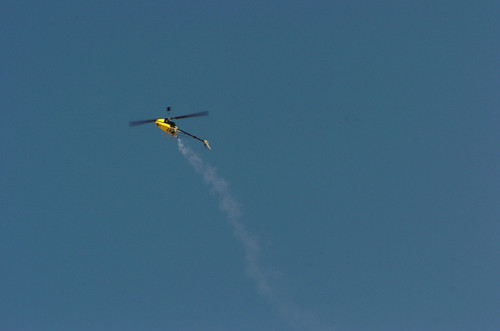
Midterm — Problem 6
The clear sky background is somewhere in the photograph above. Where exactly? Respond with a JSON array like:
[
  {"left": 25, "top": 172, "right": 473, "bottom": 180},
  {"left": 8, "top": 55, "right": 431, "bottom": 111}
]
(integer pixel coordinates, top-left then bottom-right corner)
[{"left": 2, "top": 1, "right": 499, "bottom": 330}]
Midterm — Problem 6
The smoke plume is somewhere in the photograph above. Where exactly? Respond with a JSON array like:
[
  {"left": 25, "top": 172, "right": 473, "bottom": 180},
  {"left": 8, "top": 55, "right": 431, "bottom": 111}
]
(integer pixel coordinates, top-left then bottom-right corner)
[{"left": 177, "top": 139, "right": 325, "bottom": 330}]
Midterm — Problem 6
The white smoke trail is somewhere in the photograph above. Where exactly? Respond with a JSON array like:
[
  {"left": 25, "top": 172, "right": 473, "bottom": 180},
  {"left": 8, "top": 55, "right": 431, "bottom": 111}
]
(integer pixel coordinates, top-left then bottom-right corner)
[{"left": 177, "top": 139, "right": 326, "bottom": 330}]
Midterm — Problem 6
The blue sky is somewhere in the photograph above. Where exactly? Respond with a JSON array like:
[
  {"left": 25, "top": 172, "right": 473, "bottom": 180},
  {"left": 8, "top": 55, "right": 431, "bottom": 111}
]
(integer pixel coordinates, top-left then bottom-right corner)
[{"left": 2, "top": 1, "right": 499, "bottom": 330}]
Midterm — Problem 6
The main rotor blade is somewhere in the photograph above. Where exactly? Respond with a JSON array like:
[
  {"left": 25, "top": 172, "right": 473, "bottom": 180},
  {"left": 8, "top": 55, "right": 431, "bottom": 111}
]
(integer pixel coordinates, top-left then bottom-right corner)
[
  {"left": 129, "top": 119, "right": 157, "bottom": 127},
  {"left": 169, "top": 111, "right": 208, "bottom": 120}
]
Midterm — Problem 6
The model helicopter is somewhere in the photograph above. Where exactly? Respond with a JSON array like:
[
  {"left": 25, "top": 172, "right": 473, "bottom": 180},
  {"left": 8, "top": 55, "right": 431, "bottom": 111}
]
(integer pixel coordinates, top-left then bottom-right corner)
[{"left": 129, "top": 106, "right": 211, "bottom": 150}]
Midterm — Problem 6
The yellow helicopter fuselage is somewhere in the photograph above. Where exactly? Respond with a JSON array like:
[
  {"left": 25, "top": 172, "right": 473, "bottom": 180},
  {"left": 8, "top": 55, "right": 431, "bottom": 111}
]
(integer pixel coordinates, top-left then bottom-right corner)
[
  {"left": 155, "top": 119, "right": 178, "bottom": 137},
  {"left": 151, "top": 117, "right": 211, "bottom": 150}
]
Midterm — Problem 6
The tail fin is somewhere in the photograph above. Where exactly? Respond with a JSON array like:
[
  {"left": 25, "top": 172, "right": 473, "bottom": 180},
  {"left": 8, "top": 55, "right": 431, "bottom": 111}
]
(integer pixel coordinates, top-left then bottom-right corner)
[{"left": 203, "top": 140, "right": 211, "bottom": 150}]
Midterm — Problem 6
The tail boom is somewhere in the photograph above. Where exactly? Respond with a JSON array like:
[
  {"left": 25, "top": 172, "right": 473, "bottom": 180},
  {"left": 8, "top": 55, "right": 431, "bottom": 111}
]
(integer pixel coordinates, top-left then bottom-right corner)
[{"left": 178, "top": 128, "right": 212, "bottom": 150}]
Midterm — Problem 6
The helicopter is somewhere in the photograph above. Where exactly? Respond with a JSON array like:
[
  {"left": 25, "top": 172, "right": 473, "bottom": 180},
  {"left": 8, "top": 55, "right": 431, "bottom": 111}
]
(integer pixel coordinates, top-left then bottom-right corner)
[{"left": 129, "top": 106, "right": 211, "bottom": 150}]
